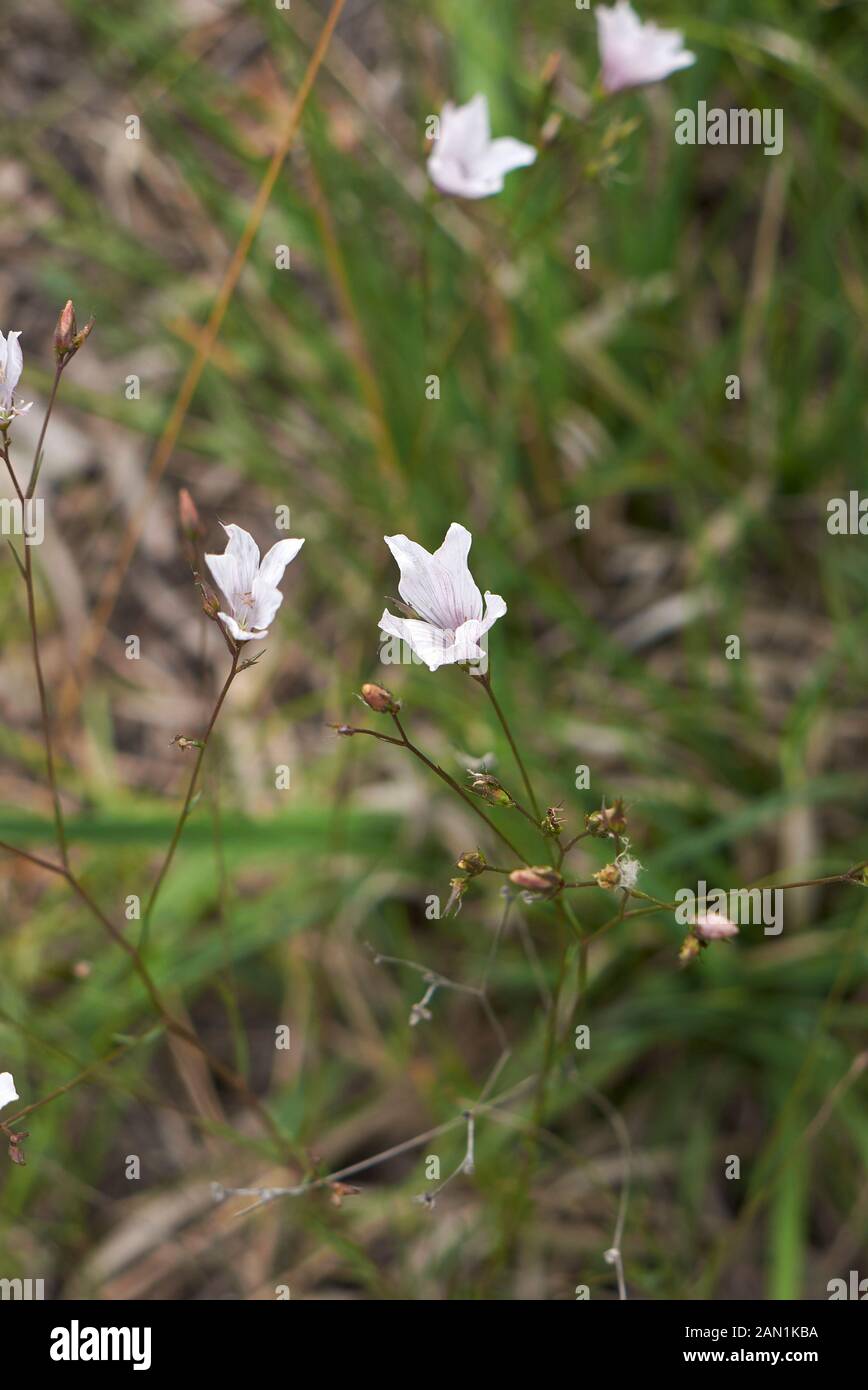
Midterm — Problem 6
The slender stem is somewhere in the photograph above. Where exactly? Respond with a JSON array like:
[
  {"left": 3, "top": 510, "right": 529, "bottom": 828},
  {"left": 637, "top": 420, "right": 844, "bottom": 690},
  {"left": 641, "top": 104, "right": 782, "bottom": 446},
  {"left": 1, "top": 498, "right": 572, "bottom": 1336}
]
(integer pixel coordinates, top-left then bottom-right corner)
[
  {"left": 26, "top": 363, "right": 62, "bottom": 498},
  {"left": 4, "top": 417, "right": 70, "bottom": 870},
  {"left": 1, "top": 437, "right": 24, "bottom": 502},
  {"left": 23, "top": 543, "right": 69, "bottom": 868},
  {"left": 0, "top": 837, "right": 293, "bottom": 1162},
  {"left": 143, "top": 648, "right": 240, "bottom": 936},
  {"left": 560, "top": 829, "right": 591, "bottom": 857},
  {"left": 475, "top": 671, "right": 543, "bottom": 822},
  {"left": 389, "top": 711, "right": 530, "bottom": 866}
]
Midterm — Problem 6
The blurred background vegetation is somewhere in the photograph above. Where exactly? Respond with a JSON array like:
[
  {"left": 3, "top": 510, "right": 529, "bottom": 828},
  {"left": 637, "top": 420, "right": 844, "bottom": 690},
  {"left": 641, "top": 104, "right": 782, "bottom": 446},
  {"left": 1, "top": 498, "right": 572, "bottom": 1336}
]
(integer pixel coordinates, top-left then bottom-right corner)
[{"left": 1, "top": 0, "right": 867, "bottom": 1299}]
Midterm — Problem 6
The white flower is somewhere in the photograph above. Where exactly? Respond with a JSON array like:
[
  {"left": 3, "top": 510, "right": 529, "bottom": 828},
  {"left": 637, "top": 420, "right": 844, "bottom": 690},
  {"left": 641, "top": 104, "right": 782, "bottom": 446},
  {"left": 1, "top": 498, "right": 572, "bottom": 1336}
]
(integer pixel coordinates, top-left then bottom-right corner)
[
  {"left": 379, "top": 522, "right": 506, "bottom": 672},
  {"left": 0, "top": 1071, "right": 19, "bottom": 1112},
  {"left": 428, "top": 94, "right": 537, "bottom": 200},
  {"left": 694, "top": 911, "right": 738, "bottom": 942},
  {"left": 615, "top": 851, "right": 642, "bottom": 890},
  {"left": 205, "top": 523, "right": 304, "bottom": 643},
  {"left": 0, "top": 330, "right": 32, "bottom": 424},
  {"left": 595, "top": 2, "right": 695, "bottom": 95}
]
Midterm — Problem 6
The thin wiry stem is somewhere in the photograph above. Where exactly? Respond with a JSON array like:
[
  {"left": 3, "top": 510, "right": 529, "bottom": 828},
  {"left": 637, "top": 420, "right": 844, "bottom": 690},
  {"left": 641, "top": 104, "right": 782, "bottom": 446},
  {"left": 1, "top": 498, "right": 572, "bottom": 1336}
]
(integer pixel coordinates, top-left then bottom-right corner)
[
  {"left": 142, "top": 647, "right": 240, "bottom": 942},
  {"left": 0, "top": 837, "right": 295, "bottom": 1164},
  {"left": 4, "top": 422, "right": 69, "bottom": 870},
  {"left": 474, "top": 670, "right": 543, "bottom": 822},
  {"left": 391, "top": 709, "right": 530, "bottom": 862}
]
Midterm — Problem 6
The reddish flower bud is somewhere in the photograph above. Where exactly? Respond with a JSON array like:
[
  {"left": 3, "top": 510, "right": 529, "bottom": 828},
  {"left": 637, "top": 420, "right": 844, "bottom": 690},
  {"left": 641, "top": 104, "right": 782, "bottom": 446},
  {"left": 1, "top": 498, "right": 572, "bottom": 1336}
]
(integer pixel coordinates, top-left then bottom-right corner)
[
  {"left": 509, "top": 866, "right": 563, "bottom": 898},
  {"left": 360, "top": 682, "right": 399, "bottom": 714},
  {"left": 54, "top": 300, "right": 76, "bottom": 359},
  {"left": 178, "top": 487, "right": 203, "bottom": 540}
]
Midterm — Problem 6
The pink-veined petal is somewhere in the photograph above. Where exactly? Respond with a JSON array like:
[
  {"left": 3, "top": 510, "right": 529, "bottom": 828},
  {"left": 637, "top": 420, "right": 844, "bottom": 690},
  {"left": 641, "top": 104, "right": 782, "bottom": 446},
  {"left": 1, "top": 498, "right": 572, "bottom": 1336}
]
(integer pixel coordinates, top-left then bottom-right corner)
[
  {"left": 384, "top": 525, "right": 483, "bottom": 630},
  {"left": 205, "top": 523, "right": 260, "bottom": 614},
  {"left": 379, "top": 611, "right": 460, "bottom": 672},
  {"left": 432, "top": 523, "right": 483, "bottom": 623}
]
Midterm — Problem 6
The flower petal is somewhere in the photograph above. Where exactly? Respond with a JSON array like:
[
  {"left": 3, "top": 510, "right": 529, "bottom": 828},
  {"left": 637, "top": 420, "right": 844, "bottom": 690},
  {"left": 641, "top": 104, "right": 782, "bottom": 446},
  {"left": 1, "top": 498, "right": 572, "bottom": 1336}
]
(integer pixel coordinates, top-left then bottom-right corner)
[
  {"left": 249, "top": 583, "right": 285, "bottom": 634},
  {"left": 257, "top": 537, "right": 304, "bottom": 591},
  {"left": 477, "top": 137, "right": 537, "bottom": 182},
  {"left": 379, "top": 611, "right": 462, "bottom": 672},
  {"left": 439, "top": 93, "right": 491, "bottom": 162},
  {"left": 384, "top": 524, "right": 483, "bottom": 630},
  {"left": 205, "top": 523, "right": 260, "bottom": 614},
  {"left": 218, "top": 611, "right": 267, "bottom": 643},
  {"left": 4, "top": 331, "right": 23, "bottom": 396},
  {"left": 432, "top": 523, "right": 484, "bottom": 623},
  {"left": 0, "top": 1071, "right": 19, "bottom": 1112}
]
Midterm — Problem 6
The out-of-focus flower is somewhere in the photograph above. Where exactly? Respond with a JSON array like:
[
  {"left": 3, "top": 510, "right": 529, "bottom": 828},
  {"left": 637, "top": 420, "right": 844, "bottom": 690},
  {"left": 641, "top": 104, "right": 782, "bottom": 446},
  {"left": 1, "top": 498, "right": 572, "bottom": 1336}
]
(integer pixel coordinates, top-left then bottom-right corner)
[
  {"left": 205, "top": 523, "right": 304, "bottom": 643},
  {"left": 595, "top": 2, "right": 695, "bottom": 95},
  {"left": 0, "top": 1072, "right": 19, "bottom": 1112},
  {"left": 428, "top": 94, "right": 537, "bottom": 200},
  {"left": 379, "top": 523, "right": 506, "bottom": 672},
  {"left": 693, "top": 911, "right": 739, "bottom": 942},
  {"left": 0, "top": 331, "right": 31, "bottom": 424}
]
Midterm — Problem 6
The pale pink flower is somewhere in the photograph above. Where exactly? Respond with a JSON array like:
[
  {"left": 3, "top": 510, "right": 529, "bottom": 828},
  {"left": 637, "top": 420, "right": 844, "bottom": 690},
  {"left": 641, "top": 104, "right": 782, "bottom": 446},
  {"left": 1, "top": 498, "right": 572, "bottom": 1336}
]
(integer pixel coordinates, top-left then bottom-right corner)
[
  {"left": 694, "top": 911, "right": 738, "bottom": 942},
  {"left": 0, "top": 330, "right": 32, "bottom": 424},
  {"left": 595, "top": 2, "right": 695, "bottom": 95},
  {"left": 205, "top": 523, "right": 304, "bottom": 643},
  {"left": 428, "top": 94, "right": 536, "bottom": 200},
  {"left": 0, "top": 1071, "right": 19, "bottom": 1112},
  {"left": 379, "top": 522, "right": 506, "bottom": 672}
]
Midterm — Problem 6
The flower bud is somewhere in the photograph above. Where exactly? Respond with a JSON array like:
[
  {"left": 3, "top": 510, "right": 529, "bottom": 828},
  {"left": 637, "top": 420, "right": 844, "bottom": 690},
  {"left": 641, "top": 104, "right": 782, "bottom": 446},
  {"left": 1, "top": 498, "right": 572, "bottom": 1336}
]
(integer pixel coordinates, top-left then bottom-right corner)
[
  {"left": 178, "top": 487, "right": 203, "bottom": 541},
  {"left": 467, "top": 771, "right": 514, "bottom": 808},
  {"left": 74, "top": 317, "right": 94, "bottom": 348},
  {"left": 585, "top": 798, "right": 627, "bottom": 838},
  {"left": 457, "top": 850, "right": 486, "bottom": 877},
  {"left": 594, "top": 862, "right": 621, "bottom": 891},
  {"left": 54, "top": 300, "right": 76, "bottom": 359},
  {"left": 693, "top": 912, "right": 738, "bottom": 942},
  {"left": 360, "top": 682, "right": 399, "bottom": 714},
  {"left": 201, "top": 590, "right": 220, "bottom": 619},
  {"left": 509, "top": 865, "right": 563, "bottom": 898},
  {"left": 595, "top": 852, "right": 641, "bottom": 891},
  {"left": 54, "top": 301, "right": 94, "bottom": 364}
]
